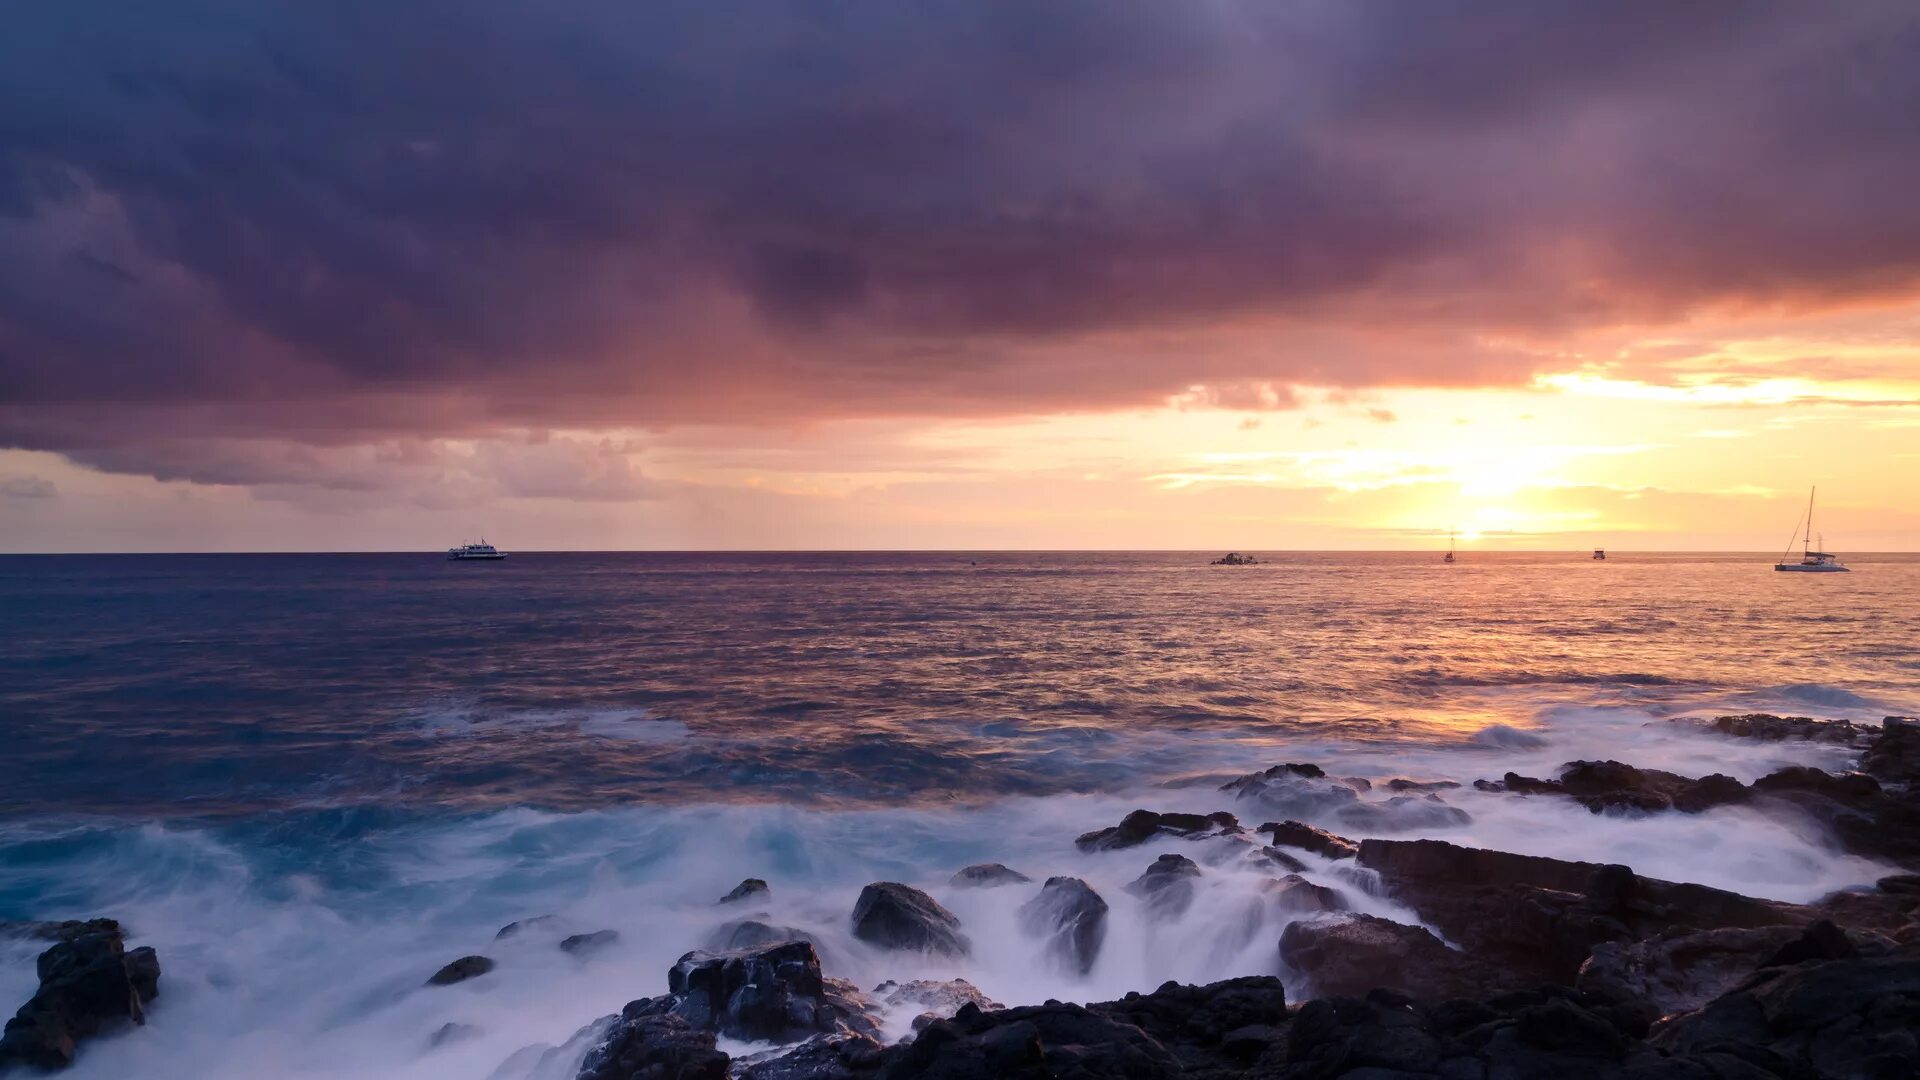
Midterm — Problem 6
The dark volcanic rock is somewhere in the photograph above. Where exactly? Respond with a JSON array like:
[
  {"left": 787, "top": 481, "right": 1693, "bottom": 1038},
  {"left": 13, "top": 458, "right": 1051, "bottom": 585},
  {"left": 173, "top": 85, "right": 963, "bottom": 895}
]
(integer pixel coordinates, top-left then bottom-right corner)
[
  {"left": 1671, "top": 712, "right": 1870, "bottom": 744},
  {"left": 1221, "top": 765, "right": 1373, "bottom": 822},
  {"left": 560, "top": 930, "right": 620, "bottom": 957},
  {"left": 736, "top": 1031, "right": 888, "bottom": 1080},
  {"left": 0, "top": 923, "right": 160, "bottom": 1071},
  {"left": 1560, "top": 759, "right": 1692, "bottom": 814},
  {"left": 948, "top": 863, "right": 1031, "bottom": 888},
  {"left": 664, "top": 940, "right": 878, "bottom": 1044},
  {"left": 1357, "top": 838, "right": 1813, "bottom": 985},
  {"left": 1578, "top": 925, "right": 1821, "bottom": 1016},
  {"left": 426, "top": 955, "right": 495, "bottom": 986},
  {"left": 1249, "top": 845, "right": 1309, "bottom": 874},
  {"left": 494, "top": 914, "right": 564, "bottom": 941},
  {"left": 881, "top": 998, "right": 1182, "bottom": 1080},
  {"left": 706, "top": 918, "right": 822, "bottom": 953},
  {"left": 1020, "top": 877, "right": 1109, "bottom": 976},
  {"left": 1863, "top": 719, "right": 1920, "bottom": 784},
  {"left": 1754, "top": 765, "right": 1882, "bottom": 803},
  {"left": 1672, "top": 772, "right": 1752, "bottom": 813},
  {"left": 720, "top": 878, "right": 771, "bottom": 905},
  {"left": 578, "top": 1011, "right": 729, "bottom": 1080},
  {"left": 850, "top": 883, "right": 969, "bottom": 956},
  {"left": 1279, "top": 914, "right": 1517, "bottom": 1000},
  {"left": 1263, "top": 874, "right": 1348, "bottom": 915},
  {"left": 1255, "top": 820, "right": 1357, "bottom": 860},
  {"left": 1474, "top": 771, "right": 1568, "bottom": 795},
  {"left": 0, "top": 919, "right": 124, "bottom": 945},
  {"left": 1334, "top": 793, "right": 1472, "bottom": 832},
  {"left": 1073, "top": 809, "right": 1240, "bottom": 852},
  {"left": 873, "top": 979, "right": 1000, "bottom": 1031},
  {"left": 1125, "top": 854, "right": 1202, "bottom": 919},
  {"left": 1385, "top": 778, "right": 1462, "bottom": 793},
  {"left": 1094, "top": 977, "right": 1288, "bottom": 1076},
  {"left": 1651, "top": 949, "right": 1920, "bottom": 1078}
]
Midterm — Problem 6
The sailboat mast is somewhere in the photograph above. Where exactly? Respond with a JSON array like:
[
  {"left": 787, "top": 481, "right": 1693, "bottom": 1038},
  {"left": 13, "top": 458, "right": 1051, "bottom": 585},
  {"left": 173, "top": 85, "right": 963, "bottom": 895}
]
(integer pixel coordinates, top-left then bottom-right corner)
[{"left": 1805, "top": 487, "right": 1816, "bottom": 555}]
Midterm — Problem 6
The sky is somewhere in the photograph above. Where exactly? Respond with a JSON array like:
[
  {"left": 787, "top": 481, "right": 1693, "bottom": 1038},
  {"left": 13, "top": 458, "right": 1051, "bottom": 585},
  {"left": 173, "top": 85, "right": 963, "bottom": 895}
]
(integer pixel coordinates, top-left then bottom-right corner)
[{"left": 2, "top": 1, "right": 1918, "bottom": 552}]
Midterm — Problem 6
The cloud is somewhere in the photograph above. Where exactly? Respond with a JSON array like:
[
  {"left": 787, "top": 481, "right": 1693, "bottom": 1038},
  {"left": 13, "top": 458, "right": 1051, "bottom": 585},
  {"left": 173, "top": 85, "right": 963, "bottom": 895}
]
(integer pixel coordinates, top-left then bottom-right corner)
[
  {"left": 1, "top": 1, "right": 1919, "bottom": 489},
  {"left": 0, "top": 473, "right": 56, "bottom": 498}
]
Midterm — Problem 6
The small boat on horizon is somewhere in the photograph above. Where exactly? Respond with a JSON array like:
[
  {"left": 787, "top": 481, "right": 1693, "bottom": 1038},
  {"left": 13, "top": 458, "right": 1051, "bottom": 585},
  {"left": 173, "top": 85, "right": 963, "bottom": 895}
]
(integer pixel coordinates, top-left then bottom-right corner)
[
  {"left": 448, "top": 539, "right": 508, "bottom": 561},
  {"left": 1775, "top": 488, "right": 1848, "bottom": 573},
  {"left": 1443, "top": 531, "right": 1456, "bottom": 564},
  {"left": 1593, "top": 549, "right": 1606, "bottom": 561},
  {"left": 1210, "top": 552, "right": 1259, "bottom": 565}
]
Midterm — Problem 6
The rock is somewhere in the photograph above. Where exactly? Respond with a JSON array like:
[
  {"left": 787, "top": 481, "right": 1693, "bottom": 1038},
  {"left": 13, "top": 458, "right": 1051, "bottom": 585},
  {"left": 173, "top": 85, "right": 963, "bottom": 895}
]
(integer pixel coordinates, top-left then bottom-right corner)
[
  {"left": 1073, "top": 809, "right": 1240, "bottom": 852},
  {"left": 1255, "top": 820, "right": 1357, "bottom": 860},
  {"left": 707, "top": 918, "right": 822, "bottom": 953},
  {"left": 578, "top": 1011, "right": 730, "bottom": 1080},
  {"left": 1385, "top": 778, "right": 1461, "bottom": 793},
  {"left": 1220, "top": 765, "right": 1371, "bottom": 821},
  {"left": 1651, "top": 949, "right": 1920, "bottom": 1078},
  {"left": 948, "top": 863, "right": 1031, "bottom": 888},
  {"left": 1019, "top": 877, "right": 1108, "bottom": 976},
  {"left": 1125, "top": 854, "right": 1202, "bottom": 919},
  {"left": 1473, "top": 771, "right": 1567, "bottom": 795},
  {"left": 1264, "top": 874, "right": 1348, "bottom": 915},
  {"left": 494, "top": 914, "right": 565, "bottom": 941},
  {"left": 1249, "top": 845, "right": 1309, "bottom": 874},
  {"left": 1670, "top": 712, "right": 1869, "bottom": 744},
  {"left": 1356, "top": 838, "right": 1814, "bottom": 985},
  {"left": 1671, "top": 773, "right": 1751, "bottom": 813},
  {"left": 428, "top": 1021, "right": 481, "bottom": 1049},
  {"left": 1753, "top": 765, "right": 1882, "bottom": 803},
  {"left": 426, "top": 955, "right": 495, "bottom": 986},
  {"left": 1559, "top": 759, "right": 1692, "bottom": 814},
  {"left": 1578, "top": 925, "right": 1818, "bottom": 1016},
  {"left": 663, "top": 940, "right": 878, "bottom": 1044},
  {"left": 872, "top": 979, "right": 1000, "bottom": 1030},
  {"left": 1863, "top": 719, "right": 1920, "bottom": 784},
  {"left": 736, "top": 1031, "right": 888, "bottom": 1080},
  {"left": 1279, "top": 914, "right": 1517, "bottom": 1001},
  {"left": 560, "top": 930, "right": 620, "bottom": 957},
  {"left": 881, "top": 999, "right": 1182, "bottom": 1080},
  {"left": 1332, "top": 793, "right": 1472, "bottom": 832},
  {"left": 850, "top": 883, "right": 969, "bottom": 957},
  {"left": 1757, "top": 918, "right": 1859, "bottom": 968},
  {"left": 0, "top": 924, "right": 160, "bottom": 1071},
  {"left": 1094, "top": 977, "right": 1288, "bottom": 1073},
  {"left": 0, "top": 919, "right": 124, "bottom": 944},
  {"left": 1879, "top": 874, "right": 1920, "bottom": 896},
  {"left": 720, "top": 878, "right": 771, "bottom": 905}
]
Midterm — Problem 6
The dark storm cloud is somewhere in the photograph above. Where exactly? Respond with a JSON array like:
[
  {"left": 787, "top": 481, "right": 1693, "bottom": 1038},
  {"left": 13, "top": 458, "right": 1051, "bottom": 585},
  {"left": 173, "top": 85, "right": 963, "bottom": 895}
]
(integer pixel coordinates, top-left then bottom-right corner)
[{"left": 2, "top": 0, "right": 1918, "bottom": 479}]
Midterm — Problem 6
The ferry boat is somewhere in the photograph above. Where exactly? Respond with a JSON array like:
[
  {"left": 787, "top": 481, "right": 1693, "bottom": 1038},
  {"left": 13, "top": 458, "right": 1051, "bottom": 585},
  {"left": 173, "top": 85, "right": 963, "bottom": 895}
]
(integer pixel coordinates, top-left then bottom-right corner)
[
  {"left": 1775, "top": 489, "right": 1848, "bottom": 573},
  {"left": 447, "top": 539, "right": 508, "bottom": 561}
]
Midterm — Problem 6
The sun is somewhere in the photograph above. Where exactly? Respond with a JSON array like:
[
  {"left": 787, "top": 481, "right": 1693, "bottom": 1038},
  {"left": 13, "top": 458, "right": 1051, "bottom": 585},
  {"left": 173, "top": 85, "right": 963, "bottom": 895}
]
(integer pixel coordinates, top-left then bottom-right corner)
[{"left": 1458, "top": 527, "right": 1484, "bottom": 542}]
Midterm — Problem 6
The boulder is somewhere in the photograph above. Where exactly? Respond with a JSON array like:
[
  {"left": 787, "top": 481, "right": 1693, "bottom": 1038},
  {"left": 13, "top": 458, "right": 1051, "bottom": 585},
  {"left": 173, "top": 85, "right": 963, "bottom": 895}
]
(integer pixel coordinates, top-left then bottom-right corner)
[
  {"left": 1124, "top": 854, "right": 1202, "bottom": 919},
  {"left": 0, "top": 923, "right": 160, "bottom": 1071},
  {"left": 426, "top": 955, "right": 495, "bottom": 986},
  {"left": 1671, "top": 772, "right": 1751, "bottom": 813},
  {"left": 1332, "top": 793, "right": 1472, "bottom": 832},
  {"left": 1093, "top": 977, "right": 1288, "bottom": 1073},
  {"left": 665, "top": 940, "right": 878, "bottom": 1044},
  {"left": 1863, "top": 720, "right": 1920, "bottom": 784},
  {"left": 881, "top": 999, "right": 1182, "bottom": 1080},
  {"left": 1473, "top": 771, "right": 1567, "bottom": 795},
  {"left": 1559, "top": 759, "right": 1692, "bottom": 814},
  {"left": 578, "top": 1011, "right": 730, "bottom": 1080},
  {"left": 494, "top": 914, "right": 565, "bottom": 940},
  {"left": 706, "top": 918, "right": 822, "bottom": 953},
  {"left": 1249, "top": 845, "right": 1309, "bottom": 874},
  {"left": 872, "top": 979, "right": 1000, "bottom": 1031},
  {"left": 1578, "top": 925, "right": 1819, "bottom": 1016},
  {"left": 1263, "top": 874, "right": 1348, "bottom": 915},
  {"left": 1753, "top": 765, "right": 1882, "bottom": 803},
  {"left": 1220, "top": 765, "right": 1370, "bottom": 821},
  {"left": 1669, "top": 712, "right": 1869, "bottom": 744},
  {"left": 1073, "top": 810, "right": 1239, "bottom": 852},
  {"left": 1385, "top": 778, "right": 1462, "bottom": 793},
  {"left": 1255, "top": 821, "right": 1357, "bottom": 860},
  {"left": 1279, "top": 914, "right": 1516, "bottom": 1000},
  {"left": 1019, "top": 877, "right": 1108, "bottom": 976},
  {"left": 735, "top": 1031, "right": 888, "bottom": 1080},
  {"left": 850, "top": 883, "right": 969, "bottom": 956},
  {"left": 560, "top": 930, "right": 620, "bottom": 957},
  {"left": 948, "top": 863, "right": 1031, "bottom": 888},
  {"left": 0, "top": 919, "right": 124, "bottom": 944},
  {"left": 720, "top": 878, "right": 771, "bottom": 905}
]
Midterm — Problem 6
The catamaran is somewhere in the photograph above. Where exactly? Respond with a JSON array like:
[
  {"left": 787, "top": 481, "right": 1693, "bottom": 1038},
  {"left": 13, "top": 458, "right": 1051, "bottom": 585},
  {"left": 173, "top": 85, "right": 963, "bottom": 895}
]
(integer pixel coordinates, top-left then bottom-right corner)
[{"left": 1775, "top": 488, "right": 1848, "bottom": 573}]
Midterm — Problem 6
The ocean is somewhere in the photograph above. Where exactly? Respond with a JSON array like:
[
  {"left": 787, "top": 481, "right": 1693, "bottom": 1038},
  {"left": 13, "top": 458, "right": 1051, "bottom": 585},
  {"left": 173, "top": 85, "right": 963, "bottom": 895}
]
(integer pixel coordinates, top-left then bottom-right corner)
[{"left": 2, "top": 551, "right": 1916, "bottom": 1078}]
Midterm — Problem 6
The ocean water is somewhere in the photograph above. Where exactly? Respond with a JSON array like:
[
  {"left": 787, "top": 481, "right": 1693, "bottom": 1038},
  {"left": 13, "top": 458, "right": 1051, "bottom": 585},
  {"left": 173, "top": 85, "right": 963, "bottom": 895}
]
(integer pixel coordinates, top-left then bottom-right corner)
[{"left": 2, "top": 551, "right": 1916, "bottom": 1078}]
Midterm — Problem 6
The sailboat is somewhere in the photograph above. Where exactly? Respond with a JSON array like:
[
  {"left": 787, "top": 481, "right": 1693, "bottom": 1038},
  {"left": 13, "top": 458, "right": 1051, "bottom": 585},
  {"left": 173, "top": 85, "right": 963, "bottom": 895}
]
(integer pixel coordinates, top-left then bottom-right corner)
[
  {"left": 1443, "top": 531, "right": 1456, "bottom": 564},
  {"left": 1774, "top": 488, "right": 1848, "bottom": 573}
]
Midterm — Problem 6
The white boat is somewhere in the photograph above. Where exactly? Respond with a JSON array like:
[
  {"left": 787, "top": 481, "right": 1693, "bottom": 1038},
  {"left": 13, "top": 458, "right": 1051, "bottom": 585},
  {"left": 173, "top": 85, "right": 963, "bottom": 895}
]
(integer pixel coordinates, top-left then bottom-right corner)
[
  {"left": 1774, "top": 489, "right": 1848, "bottom": 573},
  {"left": 447, "top": 539, "right": 508, "bottom": 561}
]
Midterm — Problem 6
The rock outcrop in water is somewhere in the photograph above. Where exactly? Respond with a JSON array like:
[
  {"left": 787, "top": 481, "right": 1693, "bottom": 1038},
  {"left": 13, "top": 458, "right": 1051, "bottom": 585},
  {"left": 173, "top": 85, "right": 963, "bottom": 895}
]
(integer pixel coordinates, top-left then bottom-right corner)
[
  {"left": 0, "top": 920, "right": 160, "bottom": 1071},
  {"left": 1127, "top": 854, "right": 1202, "bottom": 919},
  {"left": 850, "top": 883, "right": 970, "bottom": 957},
  {"left": 1074, "top": 809, "right": 1241, "bottom": 852},
  {"left": 426, "top": 954, "right": 495, "bottom": 986},
  {"left": 720, "top": 878, "right": 771, "bottom": 905},
  {"left": 949, "top": 863, "right": 1032, "bottom": 888},
  {"left": 1019, "top": 877, "right": 1109, "bottom": 976},
  {"left": 1254, "top": 820, "right": 1357, "bottom": 860}
]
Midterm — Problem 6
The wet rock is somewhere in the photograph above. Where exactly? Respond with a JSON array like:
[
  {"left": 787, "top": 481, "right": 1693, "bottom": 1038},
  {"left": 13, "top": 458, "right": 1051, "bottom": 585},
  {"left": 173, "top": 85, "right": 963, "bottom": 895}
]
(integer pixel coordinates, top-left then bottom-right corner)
[
  {"left": 948, "top": 863, "right": 1031, "bottom": 889},
  {"left": 850, "top": 883, "right": 969, "bottom": 957},
  {"left": 1385, "top": 778, "right": 1462, "bottom": 793},
  {"left": 1671, "top": 772, "right": 1751, "bottom": 813},
  {"left": 1125, "top": 854, "right": 1202, "bottom": 919},
  {"left": 1473, "top": 771, "right": 1567, "bottom": 795},
  {"left": 0, "top": 919, "right": 124, "bottom": 944},
  {"left": 426, "top": 955, "right": 495, "bottom": 986},
  {"left": 560, "top": 930, "right": 620, "bottom": 957},
  {"left": 1255, "top": 820, "right": 1357, "bottom": 860},
  {"left": 1249, "top": 845, "right": 1309, "bottom": 874},
  {"left": 1753, "top": 765, "right": 1882, "bottom": 803},
  {"left": 1220, "top": 764, "right": 1370, "bottom": 820},
  {"left": 882, "top": 999, "right": 1182, "bottom": 1080},
  {"left": 1094, "top": 977, "right": 1288, "bottom": 1073},
  {"left": 1073, "top": 809, "right": 1240, "bottom": 852},
  {"left": 664, "top": 940, "right": 879, "bottom": 1044},
  {"left": 0, "top": 923, "right": 160, "bottom": 1071},
  {"left": 1879, "top": 873, "right": 1920, "bottom": 896},
  {"left": 578, "top": 1011, "right": 729, "bottom": 1080},
  {"left": 736, "top": 1031, "right": 888, "bottom": 1080},
  {"left": 428, "top": 1021, "right": 481, "bottom": 1049},
  {"left": 495, "top": 914, "right": 565, "bottom": 941},
  {"left": 1671, "top": 712, "right": 1870, "bottom": 744},
  {"left": 720, "top": 878, "right": 771, "bottom": 905},
  {"left": 1559, "top": 759, "right": 1692, "bottom": 814},
  {"left": 1264, "top": 874, "right": 1348, "bottom": 915},
  {"left": 1578, "top": 925, "right": 1818, "bottom": 1016},
  {"left": 872, "top": 979, "right": 1000, "bottom": 1031},
  {"left": 706, "top": 918, "right": 822, "bottom": 953},
  {"left": 1019, "top": 877, "right": 1108, "bottom": 976},
  {"left": 1357, "top": 838, "right": 1813, "bottom": 985},
  {"left": 1863, "top": 719, "right": 1920, "bottom": 784},
  {"left": 1279, "top": 914, "right": 1516, "bottom": 1000},
  {"left": 1651, "top": 949, "right": 1920, "bottom": 1078}
]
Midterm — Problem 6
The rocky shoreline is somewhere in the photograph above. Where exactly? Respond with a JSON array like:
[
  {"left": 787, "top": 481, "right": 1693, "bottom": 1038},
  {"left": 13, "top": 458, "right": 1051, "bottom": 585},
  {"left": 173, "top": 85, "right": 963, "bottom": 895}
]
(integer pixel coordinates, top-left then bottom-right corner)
[{"left": 4, "top": 713, "right": 1917, "bottom": 1078}]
